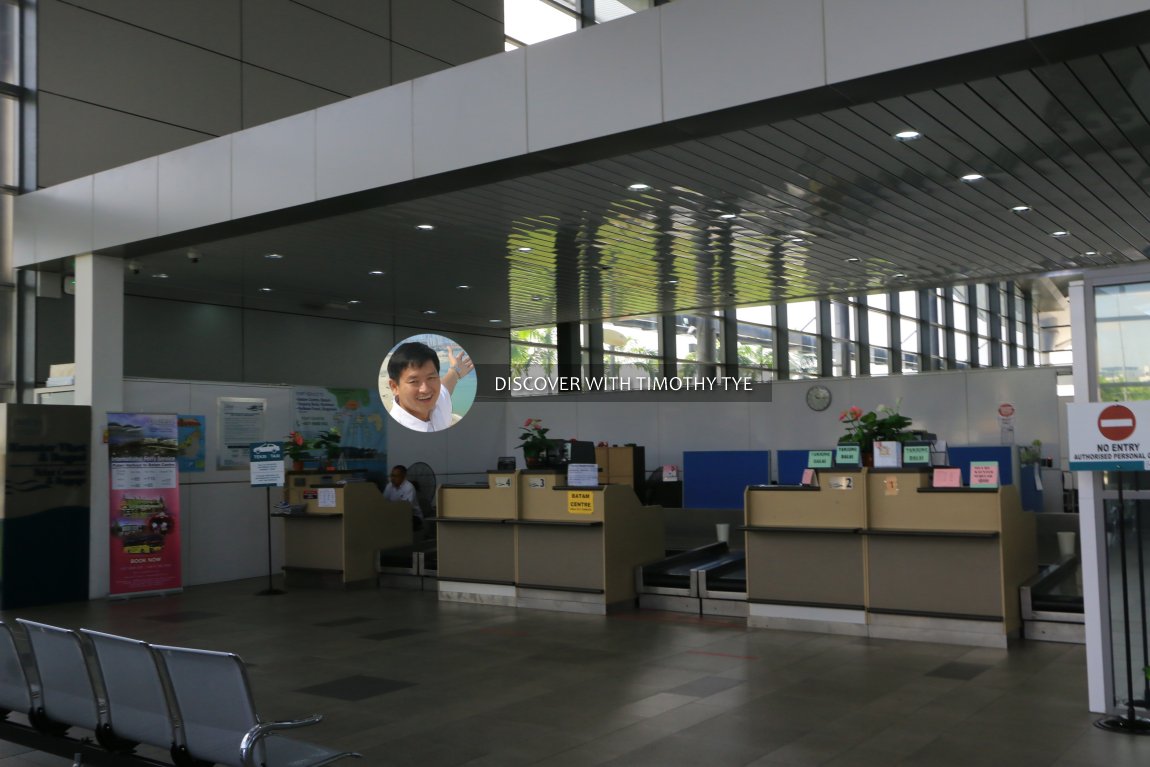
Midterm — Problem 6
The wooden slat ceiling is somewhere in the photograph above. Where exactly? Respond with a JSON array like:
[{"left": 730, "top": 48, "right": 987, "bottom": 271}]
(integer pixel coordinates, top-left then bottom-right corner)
[{"left": 124, "top": 45, "right": 1150, "bottom": 330}]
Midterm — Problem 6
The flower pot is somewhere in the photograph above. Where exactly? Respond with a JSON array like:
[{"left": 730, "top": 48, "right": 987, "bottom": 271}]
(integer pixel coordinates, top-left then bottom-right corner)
[{"left": 292, "top": 460, "right": 304, "bottom": 472}]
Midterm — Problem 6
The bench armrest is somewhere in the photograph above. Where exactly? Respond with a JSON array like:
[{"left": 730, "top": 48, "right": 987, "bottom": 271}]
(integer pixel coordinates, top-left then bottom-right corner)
[{"left": 240, "top": 715, "right": 323, "bottom": 765}]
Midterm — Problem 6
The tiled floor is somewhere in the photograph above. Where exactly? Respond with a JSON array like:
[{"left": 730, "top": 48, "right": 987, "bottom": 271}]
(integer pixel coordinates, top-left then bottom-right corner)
[{"left": 3, "top": 578, "right": 1150, "bottom": 766}]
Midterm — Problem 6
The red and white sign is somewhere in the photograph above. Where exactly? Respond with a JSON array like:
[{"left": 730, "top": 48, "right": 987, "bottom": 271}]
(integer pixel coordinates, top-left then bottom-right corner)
[
  {"left": 1098, "top": 404, "right": 1136, "bottom": 442},
  {"left": 997, "top": 403, "right": 1015, "bottom": 419},
  {"left": 1068, "top": 401, "right": 1150, "bottom": 471}
]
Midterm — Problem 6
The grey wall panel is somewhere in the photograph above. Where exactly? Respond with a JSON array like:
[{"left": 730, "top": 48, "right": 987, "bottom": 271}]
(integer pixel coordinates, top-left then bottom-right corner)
[
  {"left": 1027, "top": 0, "right": 1150, "bottom": 37},
  {"left": 413, "top": 49, "right": 526, "bottom": 177},
  {"left": 294, "top": 0, "right": 392, "bottom": 37},
  {"left": 38, "top": 95, "right": 212, "bottom": 188},
  {"left": 241, "top": 310, "right": 395, "bottom": 387},
  {"left": 35, "top": 295, "right": 75, "bottom": 382},
  {"left": 231, "top": 112, "right": 317, "bottom": 220},
  {"left": 661, "top": 0, "right": 826, "bottom": 122},
  {"left": 392, "top": 0, "right": 503, "bottom": 66},
  {"left": 93, "top": 158, "right": 158, "bottom": 250},
  {"left": 241, "top": 65, "right": 346, "bottom": 129},
  {"left": 392, "top": 46, "right": 452, "bottom": 82},
  {"left": 123, "top": 298, "right": 244, "bottom": 381},
  {"left": 39, "top": 0, "right": 242, "bottom": 136},
  {"left": 241, "top": 0, "right": 391, "bottom": 95},
  {"left": 455, "top": 0, "right": 503, "bottom": 22},
  {"left": 526, "top": 10, "right": 662, "bottom": 153},
  {"left": 316, "top": 84, "right": 414, "bottom": 200},
  {"left": 157, "top": 136, "right": 233, "bottom": 237},
  {"left": 824, "top": 0, "right": 1027, "bottom": 84},
  {"left": 59, "top": 0, "right": 242, "bottom": 56}
]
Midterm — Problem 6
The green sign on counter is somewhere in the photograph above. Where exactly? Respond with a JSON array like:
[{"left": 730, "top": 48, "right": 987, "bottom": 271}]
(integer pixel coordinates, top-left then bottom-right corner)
[
  {"left": 808, "top": 450, "right": 833, "bottom": 469},
  {"left": 903, "top": 443, "right": 932, "bottom": 466},
  {"left": 835, "top": 444, "right": 861, "bottom": 466}
]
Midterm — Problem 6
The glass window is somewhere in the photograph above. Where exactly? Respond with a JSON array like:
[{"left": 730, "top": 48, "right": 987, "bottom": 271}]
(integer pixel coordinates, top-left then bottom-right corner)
[
  {"left": 595, "top": 0, "right": 653, "bottom": 23},
  {"left": 0, "top": 94, "right": 15, "bottom": 188},
  {"left": 0, "top": 1, "right": 16, "bottom": 86},
  {"left": 787, "top": 301, "right": 819, "bottom": 379},
  {"left": 868, "top": 310, "right": 889, "bottom": 347},
  {"left": 736, "top": 310, "right": 776, "bottom": 379},
  {"left": 954, "top": 331, "right": 970, "bottom": 366},
  {"left": 505, "top": 0, "right": 578, "bottom": 46},
  {"left": 510, "top": 326, "right": 558, "bottom": 392},
  {"left": 735, "top": 304, "right": 774, "bottom": 326},
  {"left": 899, "top": 291, "right": 918, "bottom": 319},
  {"left": 676, "top": 313, "right": 721, "bottom": 378},
  {"left": 869, "top": 346, "right": 890, "bottom": 376},
  {"left": 867, "top": 293, "right": 889, "bottom": 311},
  {"left": 1095, "top": 282, "right": 1150, "bottom": 400}
]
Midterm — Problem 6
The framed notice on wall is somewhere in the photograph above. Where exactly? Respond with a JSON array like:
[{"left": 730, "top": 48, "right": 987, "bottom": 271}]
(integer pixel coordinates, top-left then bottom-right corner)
[{"left": 217, "top": 398, "right": 267, "bottom": 470}]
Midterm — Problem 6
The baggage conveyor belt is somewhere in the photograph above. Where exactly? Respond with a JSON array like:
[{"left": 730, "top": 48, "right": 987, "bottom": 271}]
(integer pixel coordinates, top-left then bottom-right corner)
[{"left": 636, "top": 542, "right": 747, "bottom": 616}]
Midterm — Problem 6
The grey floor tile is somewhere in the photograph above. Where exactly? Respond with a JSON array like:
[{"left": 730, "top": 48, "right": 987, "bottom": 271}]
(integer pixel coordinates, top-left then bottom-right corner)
[
  {"left": 925, "top": 661, "right": 992, "bottom": 680},
  {"left": 361, "top": 627, "right": 424, "bottom": 640},
  {"left": 144, "top": 610, "right": 219, "bottom": 623},
  {"left": 314, "top": 616, "right": 374, "bottom": 627},
  {"left": 296, "top": 674, "right": 414, "bottom": 701}
]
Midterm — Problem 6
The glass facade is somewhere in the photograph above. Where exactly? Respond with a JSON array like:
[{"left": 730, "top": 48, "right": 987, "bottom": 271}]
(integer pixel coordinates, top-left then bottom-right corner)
[
  {"left": 509, "top": 282, "right": 1039, "bottom": 394},
  {"left": 0, "top": 0, "right": 19, "bottom": 403}
]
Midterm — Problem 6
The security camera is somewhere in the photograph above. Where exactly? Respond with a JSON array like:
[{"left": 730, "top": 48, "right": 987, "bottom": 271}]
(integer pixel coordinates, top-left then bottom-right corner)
[
  {"left": 186, "top": 249, "right": 200, "bottom": 264},
  {"left": 128, "top": 260, "right": 141, "bottom": 275}
]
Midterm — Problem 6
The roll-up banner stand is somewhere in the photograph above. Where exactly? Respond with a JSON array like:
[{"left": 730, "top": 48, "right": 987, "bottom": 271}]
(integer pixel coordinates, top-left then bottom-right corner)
[{"left": 107, "top": 413, "right": 183, "bottom": 598}]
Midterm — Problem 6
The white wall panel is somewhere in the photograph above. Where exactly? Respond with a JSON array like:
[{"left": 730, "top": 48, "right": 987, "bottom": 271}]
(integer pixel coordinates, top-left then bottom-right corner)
[
  {"left": 317, "top": 85, "right": 415, "bottom": 199},
  {"left": 93, "top": 158, "right": 158, "bottom": 250},
  {"left": 661, "top": 0, "right": 825, "bottom": 121},
  {"left": 824, "top": 0, "right": 1027, "bottom": 84},
  {"left": 34, "top": 177, "right": 93, "bottom": 263},
  {"left": 231, "top": 112, "right": 317, "bottom": 220},
  {"left": 157, "top": 136, "right": 233, "bottom": 237},
  {"left": 185, "top": 484, "right": 282, "bottom": 585},
  {"left": 414, "top": 49, "right": 528, "bottom": 177},
  {"left": 527, "top": 10, "right": 663, "bottom": 152}
]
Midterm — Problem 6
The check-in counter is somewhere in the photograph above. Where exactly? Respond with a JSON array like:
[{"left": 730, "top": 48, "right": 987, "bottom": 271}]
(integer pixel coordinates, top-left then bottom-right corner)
[
  {"left": 435, "top": 471, "right": 518, "bottom": 605},
  {"left": 281, "top": 482, "right": 412, "bottom": 587},
  {"left": 743, "top": 470, "right": 867, "bottom": 634},
  {"left": 515, "top": 470, "right": 664, "bottom": 614},
  {"left": 866, "top": 479, "right": 1037, "bottom": 647}
]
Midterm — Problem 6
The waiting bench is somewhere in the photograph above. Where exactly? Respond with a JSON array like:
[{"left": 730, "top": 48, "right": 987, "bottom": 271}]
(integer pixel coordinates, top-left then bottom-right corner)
[{"left": 0, "top": 619, "right": 360, "bottom": 767}]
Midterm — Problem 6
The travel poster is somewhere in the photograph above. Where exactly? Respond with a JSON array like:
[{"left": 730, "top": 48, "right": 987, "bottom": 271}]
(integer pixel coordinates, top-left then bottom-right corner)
[
  {"left": 107, "top": 412, "right": 182, "bottom": 596},
  {"left": 177, "top": 414, "right": 206, "bottom": 472}
]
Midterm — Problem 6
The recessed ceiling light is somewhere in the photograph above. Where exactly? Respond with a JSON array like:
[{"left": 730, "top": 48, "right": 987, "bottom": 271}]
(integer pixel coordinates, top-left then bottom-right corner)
[
  {"left": 422, "top": 309, "right": 437, "bottom": 315},
  {"left": 1010, "top": 205, "right": 1031, "bottom": 213},
  {"left": 846, "top": 257, "right": 860, "bottom": 263},
  {"left": 960, "top": 173, "right": 984, "bottom": 182},
  {"left": 627, "top": 183, "right": 650, "bottom": 191},
  {"left": 531, "top": 295, "right": 543, "bottom": 302},
  {"left": 517, "top": 247, "right": 532, "bottom": 252},
  {"left": 347, "top": 300, "right": 361, "bottom": 305},
  {"left": 719, "top": 213, "right": 737, "bottom": 220},
  {"left": 264, "top": 253, "right": 284, "bottom": 260},
  {"left": 893, "top": 273, "right": 907, "bottom": 279},
  {"left": 416, "top": 224, "right": 435, "bottom": 231},
  {"left": 665, "top": 279, "right": 678, "bottom": 285},
  {"left": 457, "top": 284, "right": 471, "bottom": 290},
  {"left": 152, "top": 273, "right": 169, "bottom": 279},
  {"left": 1084, "top": 251, "right": 1098, "bottom": 256},
  {"left": 489, "top": 319, "right": 502, "bottom": 323},
  {"left": 368, "top": 270, "right": 385, "bottom": 276},
  {"left": 1051, "top": 230, "right": 1070, "bottom": 237},
  {"left": 893, "top": 130, "right": 921, "bottom": 141},
  {"left": 258, "top": 287, "right": 272, "bottom": 292}
]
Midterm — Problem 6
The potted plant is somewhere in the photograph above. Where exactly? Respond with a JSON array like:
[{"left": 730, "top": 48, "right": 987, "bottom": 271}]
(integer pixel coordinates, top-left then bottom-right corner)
[
  {"left": 313, "top": 428, "right": 341, "bottom": 471},
  {"left": 838, "top": 403, "right": 914, "bottom": 464},
  {"left": 284, "top": 431, "right": 310, "bottom": 472},
  {"left": 516, "top": 418, "right": 551, "bottom": 468}
]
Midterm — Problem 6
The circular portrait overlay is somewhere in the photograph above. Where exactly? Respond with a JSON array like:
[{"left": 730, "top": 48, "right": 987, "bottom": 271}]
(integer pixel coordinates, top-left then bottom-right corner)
[{"left": 379, "top": 334, "right": 476, "bottom": 433}]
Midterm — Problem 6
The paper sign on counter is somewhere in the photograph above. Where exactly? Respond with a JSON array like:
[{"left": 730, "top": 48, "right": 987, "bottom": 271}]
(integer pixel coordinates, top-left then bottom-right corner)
[
  {"left": 317, "top": 488, "right": 337, "bottom": 507},
  {"left": 933, "top": 468, "right": 962, "bottom": 488}
]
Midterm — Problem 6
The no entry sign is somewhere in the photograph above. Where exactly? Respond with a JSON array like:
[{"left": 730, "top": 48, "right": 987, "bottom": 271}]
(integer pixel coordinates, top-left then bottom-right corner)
[{"left": 1068, "top": 401, "right": 1150, "bottom": 471}]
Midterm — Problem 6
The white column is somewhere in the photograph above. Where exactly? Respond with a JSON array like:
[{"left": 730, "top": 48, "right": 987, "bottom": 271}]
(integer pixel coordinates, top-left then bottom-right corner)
[
  {"left": 74, "top": 253, "right": 124, "bottom": 599},
  {"left": 1069, "top": 279, "right": 1112, "bottom": 713}
]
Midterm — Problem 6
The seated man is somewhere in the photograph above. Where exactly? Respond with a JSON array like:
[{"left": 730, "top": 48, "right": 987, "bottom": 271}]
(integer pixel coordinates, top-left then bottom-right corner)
[{"left": 383, "top": 464, "right": 422, "bottom": 529}]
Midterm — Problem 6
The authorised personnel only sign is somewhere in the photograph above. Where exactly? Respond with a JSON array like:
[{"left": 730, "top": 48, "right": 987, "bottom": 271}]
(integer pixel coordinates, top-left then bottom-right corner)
[{"left": 1067, "top": 401, "right": 1150, "bottom": 471}]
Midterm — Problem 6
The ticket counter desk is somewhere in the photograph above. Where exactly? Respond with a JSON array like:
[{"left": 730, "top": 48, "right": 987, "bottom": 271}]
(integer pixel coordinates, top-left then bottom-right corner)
[
  {"left": 515, "top": 470, "right": 663, "bottom": 614},
  {"left": 436, "top": 471, "right": 519, "bottom": 606},
  {"left": 866, "top": 471, "right": 1036, "bottom": 648},
  {"left": 436, "top": 470, "right": 665, "bottom": 614},
  {"left": 743, "top": 470, "right": 868, "bottom": 634},
  {"left": 281, "top": 480, "right": 412, "bottom": 588}
]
